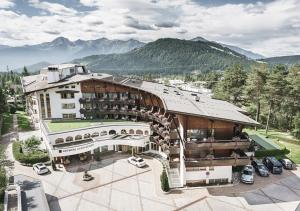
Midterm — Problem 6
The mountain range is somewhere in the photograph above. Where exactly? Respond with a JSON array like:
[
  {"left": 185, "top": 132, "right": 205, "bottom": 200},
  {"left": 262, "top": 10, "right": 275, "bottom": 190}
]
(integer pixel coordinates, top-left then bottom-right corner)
[
  {"left": 0, "top": 36, "right": 299, "bottom": 74},
  {"left": 259, "top": 55, "right": 300, "bottom": 65},
  {"left": 0, "top": 37, "right": 145, "bottom": 71},
  {"left": 190, "top": 36, "right": 265, "bottom": 60},
  {"left": 73, "top": 38, "right": 255, "bottom": 74}
]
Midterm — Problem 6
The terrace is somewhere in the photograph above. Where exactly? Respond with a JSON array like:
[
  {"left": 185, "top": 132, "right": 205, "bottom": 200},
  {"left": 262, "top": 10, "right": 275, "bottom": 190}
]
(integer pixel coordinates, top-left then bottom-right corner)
[{"left": 44, "top": 119, "right": 142, "bottom": 133}]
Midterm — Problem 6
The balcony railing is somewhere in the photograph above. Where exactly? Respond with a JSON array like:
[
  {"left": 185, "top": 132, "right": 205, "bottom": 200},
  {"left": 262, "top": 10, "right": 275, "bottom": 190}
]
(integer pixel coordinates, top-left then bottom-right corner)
[
  {"left": 185, "top": 138, "right": 250, "bottom": 150},
  {"left": 184, "top": 156, "right": 250, "bottom": 167}
]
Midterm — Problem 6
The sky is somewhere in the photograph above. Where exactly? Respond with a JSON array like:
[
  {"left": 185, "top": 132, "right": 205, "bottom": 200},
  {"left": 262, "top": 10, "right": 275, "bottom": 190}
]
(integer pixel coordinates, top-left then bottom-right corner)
[{"left": 0, "top": 0, "right": 299, "bottom": 57}]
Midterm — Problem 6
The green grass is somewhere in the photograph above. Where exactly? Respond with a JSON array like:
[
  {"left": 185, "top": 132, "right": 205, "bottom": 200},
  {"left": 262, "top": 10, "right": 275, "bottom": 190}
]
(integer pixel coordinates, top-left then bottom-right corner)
[
  {"left": 16, "top": 111, "right": 31, "bottom": 131},
  {"left": 279, "top": 141, "right": 300, "bottom": 164},
  {"left": 246, "top": 128, "right": 300, "bottom": 163},
  {"left": 46, "top": 119, "right": 129, "bottom": 132},
  {"left": 0, "top": 112, "right": 13, "bottom": 135}
]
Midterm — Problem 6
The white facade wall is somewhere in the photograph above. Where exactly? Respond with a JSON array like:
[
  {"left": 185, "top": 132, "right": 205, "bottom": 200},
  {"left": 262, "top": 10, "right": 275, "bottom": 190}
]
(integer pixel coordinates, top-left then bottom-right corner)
[
  {"left": 185, "top": 166, "right": 232, "bottom": 184},
  {"left": 37, "top": 83, "right": 82, "bottom": 119}
]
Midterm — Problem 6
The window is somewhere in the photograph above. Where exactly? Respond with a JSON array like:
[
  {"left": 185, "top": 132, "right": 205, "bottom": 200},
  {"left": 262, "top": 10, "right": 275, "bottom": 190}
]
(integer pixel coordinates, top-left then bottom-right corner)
[
  {"left": 84, "top": 133, "right": 90, "bottom": 138},
  {"left": 71, "top": 85, "right": 75, "bottom": 88},
  {"left": 121, "top": 129, "right": 127, "bottom": 134},
  {"left": 40, "top": 94, "right": 46, "bottom": 119},
  {"left": 62, "top": 103, "right": 75, "bottom": 109},
  {"left": 91, "top": 132, "right": 99, "bottom": 137},
  {"left": 100, "top": 131, "right": 107, "bottom": 136},
  {"left": 55, "top": 138, "right": 64, "bottom": 144},
  {"left": 65, "top": 86, "right": 69, "bottom": 88},
  {"left": 61, "top": 93, "right": 75, "bottom": 99},
  {"left": 136, "top": 130, "right": 143, "bottom": 135},
  {"left": 75, "top": 135, "right": 82, "bottom": 140},
  {"left": 62, "top": 113, "right": 76, "bottom": 119},
  {"left": 129, "top": 129, "right": 134, "bottom": 134},
  {"left": 109, "top": 130, "right": 116, "bottom": 135},
  {"left": 66, "top": 136, "right": 73, "bottom": 142},
  {"left": 46, "top": 94, "right": 51, "bottom": 118}
]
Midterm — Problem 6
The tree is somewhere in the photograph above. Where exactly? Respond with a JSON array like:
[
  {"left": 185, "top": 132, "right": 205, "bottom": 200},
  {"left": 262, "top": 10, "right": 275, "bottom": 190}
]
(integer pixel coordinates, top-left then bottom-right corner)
[
  {"left": 160, "top": 168, "right": 170, "bottom": 192},
  {"left": 264, "top": 65, "right": 288, "bottom": 134},
  {"left": 244, "top": 65, "right": 268, "bottom": 129},
  {"left": 0, "top": 88, "right": 8, "bottom": 114},
  {"left": 214, "top": 64, "right": 247, "bottom": 106},
  {"left": 22, "top": 66, "right": 29, "bottom": 76}
]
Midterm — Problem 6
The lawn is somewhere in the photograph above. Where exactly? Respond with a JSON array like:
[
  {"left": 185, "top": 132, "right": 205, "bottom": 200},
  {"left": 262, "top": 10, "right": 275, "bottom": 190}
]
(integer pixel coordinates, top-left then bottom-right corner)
[
  {"left": 16, "top": 111, "right": 31, "bottom": 131},
  {"left": 46, "top": 119, "right": 129, "bottom": 132},
  {"left": 0, "top": 112, "right": 13, "bottom": 135},
  {"left": 246, "top": 128, "right": 300, "bottom": 163}
]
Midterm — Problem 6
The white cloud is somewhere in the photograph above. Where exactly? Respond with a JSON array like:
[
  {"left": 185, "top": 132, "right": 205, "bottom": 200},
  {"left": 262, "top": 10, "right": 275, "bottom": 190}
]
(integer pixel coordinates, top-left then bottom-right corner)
[
  {"left": 0, "top": 0, "right": 14, "bottom": 8},
  {"left": 0, "top": 0, "right": 300, "bottom": 56},
  {"left": 29, "top": 0, "right": 77, "bottom": 15}
]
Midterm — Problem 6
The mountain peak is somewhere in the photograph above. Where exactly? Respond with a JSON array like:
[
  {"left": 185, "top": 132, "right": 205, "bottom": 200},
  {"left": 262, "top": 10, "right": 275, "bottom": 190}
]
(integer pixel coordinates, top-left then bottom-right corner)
[
  {"left": 51, "top": 36, "right": 72, "bottom": 45},
  {"left": 190, "top": 36, "right": 209, "bottom": 42}
]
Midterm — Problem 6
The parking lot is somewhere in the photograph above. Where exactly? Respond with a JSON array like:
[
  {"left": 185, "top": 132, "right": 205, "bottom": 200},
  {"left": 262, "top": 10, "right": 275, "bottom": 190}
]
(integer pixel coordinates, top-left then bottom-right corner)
[{"left": 9, "top": 145, "right": 300, "bottom": 211}]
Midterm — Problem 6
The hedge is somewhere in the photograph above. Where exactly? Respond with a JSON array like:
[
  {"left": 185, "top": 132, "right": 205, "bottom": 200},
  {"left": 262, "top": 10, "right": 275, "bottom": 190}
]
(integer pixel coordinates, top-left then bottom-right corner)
[
  {"left": 255, "top": 147, "right": 290, "bottom": 158},
  {"left": 12, "top": 141, "right": 49, "bottom": 165}
]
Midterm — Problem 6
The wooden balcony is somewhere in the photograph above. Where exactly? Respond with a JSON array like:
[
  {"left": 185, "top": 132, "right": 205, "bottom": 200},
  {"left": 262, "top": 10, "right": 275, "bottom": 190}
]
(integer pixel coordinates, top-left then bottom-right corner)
[
  {"left": 185, "top": 156, "right": 250, "bottom": 167},
  {"left": 185, "top": 138, "right": 250, "bottom": 151}
]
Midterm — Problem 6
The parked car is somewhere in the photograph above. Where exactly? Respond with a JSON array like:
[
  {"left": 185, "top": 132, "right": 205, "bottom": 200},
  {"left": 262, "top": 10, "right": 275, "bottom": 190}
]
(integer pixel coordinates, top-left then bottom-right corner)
[
  {"left": 241, "top": 165, "right": 254, "bottom": 184},
  {"left": 251, "top": 160, "right": 269, "bottom": 177},
  {"left": 263, "top": 157, "right": 283, "bottom": 174},
  {"left": 127, "top": 156, "right": 146, "bottom": 168},
  {"left": 279, "top": 158, "right": 293, "bottom": 170},
  {"left": 33, "top": 163, "right": 49, "bottom": 175}
]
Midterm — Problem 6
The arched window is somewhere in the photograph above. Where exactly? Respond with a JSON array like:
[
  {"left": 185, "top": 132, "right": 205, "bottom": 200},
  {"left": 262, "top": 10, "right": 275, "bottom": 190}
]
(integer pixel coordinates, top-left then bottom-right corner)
[
  {"left": 91, "top": 132, "right": 99, "bottom": 137},
  {"left": 66, "top": 136, "right": 73, "bottom": 142},
  {"left": 129, "top": 129, "right": 134, "bottom": 134},
  {"left": 84, "top": 133, "right": 90, "bottom": 139},
  {"left": 109, "top": 130, "right": 116, "bottom": 135},
  {"left": 121, "top": 129, "right": 127, "bottom": 134},
  {"left": 100, "top": 131, "right": 107, "bottom": 136},
  {"left": 144, "top": 130, "right": 149, "bottom": 136},
  {"left": 136, "top": 130, "right": 143, "bottom": 135},
  {"left": 75, "top": 135, "right": 82, "bottom": 140},
  {"left": 55, "top": 138, "right": 64, "bottom": 144}
]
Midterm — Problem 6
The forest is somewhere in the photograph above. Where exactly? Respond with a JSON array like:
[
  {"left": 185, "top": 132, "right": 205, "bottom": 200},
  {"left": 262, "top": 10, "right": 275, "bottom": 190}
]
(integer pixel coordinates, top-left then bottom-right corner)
[{"left": 199, "top": 64, "right": 300, "bottom": 138}]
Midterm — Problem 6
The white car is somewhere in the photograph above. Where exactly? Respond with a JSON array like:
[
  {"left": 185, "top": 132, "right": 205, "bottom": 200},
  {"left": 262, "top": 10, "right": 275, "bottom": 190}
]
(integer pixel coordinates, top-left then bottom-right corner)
[
  {"left": 33, "top": 163, "right": 49, "bottom": 175},
  {"left": 127, "top": 156, "right": 146, "bottom": 168},
  {"left": 241, "top": 165, "right": 254, "bottom": 184}
]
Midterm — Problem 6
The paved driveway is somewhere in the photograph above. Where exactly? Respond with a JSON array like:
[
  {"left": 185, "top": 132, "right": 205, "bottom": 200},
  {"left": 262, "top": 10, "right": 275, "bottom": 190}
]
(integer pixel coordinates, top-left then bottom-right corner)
[{"left": 9, "top": 149, "right": 300, "bottom": 211}]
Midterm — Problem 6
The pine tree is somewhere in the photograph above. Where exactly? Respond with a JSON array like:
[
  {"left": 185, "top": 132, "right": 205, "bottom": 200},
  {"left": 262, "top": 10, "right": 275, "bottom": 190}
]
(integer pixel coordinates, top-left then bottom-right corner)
[
  {"left": 244, "top": 65, "right": 268, "bottom": 129},
  {"left": 160, "top": 168, "right": 170, "bottom": 192},
  {"left": 214, "top": 64, "right": 247, "bottom": 106},
  {"left": 264, "top": 65, "right": 288, "bottom": 134},
  {"left": 22, "top": 66, "right": 29, "bottom": 76}
]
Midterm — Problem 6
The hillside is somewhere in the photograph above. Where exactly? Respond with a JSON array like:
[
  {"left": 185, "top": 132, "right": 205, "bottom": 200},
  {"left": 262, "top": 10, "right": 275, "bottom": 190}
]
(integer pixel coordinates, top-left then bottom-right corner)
[
  {"left": 260, "top": 55, "right": 300, "bottom": 65},
  {"left": 190, "top": 37, "right": 265, "bottom": 59},
  {"left": 73, "top": 38, "right": 255, "bottom": 74},
  {"left": 0, "top": 37, "right": 145, "bottom": 70}
]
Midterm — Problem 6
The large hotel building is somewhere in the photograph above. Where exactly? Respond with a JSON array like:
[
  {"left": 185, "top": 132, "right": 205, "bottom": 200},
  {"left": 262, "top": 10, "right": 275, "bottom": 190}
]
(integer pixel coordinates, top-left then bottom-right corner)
[{"left": 22, "top": 64, "right": 258, "bottom": 188}]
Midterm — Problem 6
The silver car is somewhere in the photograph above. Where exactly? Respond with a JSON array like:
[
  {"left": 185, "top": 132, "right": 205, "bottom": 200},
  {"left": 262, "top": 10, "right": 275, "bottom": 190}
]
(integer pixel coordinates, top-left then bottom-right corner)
[
  {"left": 241, "top": 165, "right": 254, "bottom": 184},
  {"left": 33, "top": 163, "right": 49, "bottom": 175}
]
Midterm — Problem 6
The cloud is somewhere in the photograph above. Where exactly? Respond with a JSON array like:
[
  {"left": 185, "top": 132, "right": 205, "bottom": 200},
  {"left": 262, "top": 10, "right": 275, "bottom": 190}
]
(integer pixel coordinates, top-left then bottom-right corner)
[
  {"left": 125, "top": 16, "right": 156, "bottom": 30},
  {"left": 44, "top": 30, "right": 61, "bottom": 35},
  {"left": 0, "top": 0, "right": 14, "bottom": 9},
  {"left": 0, "top": 0, "right": 300, "bottom": 57},
  {"left": 155, "top": 21, "right": 179, "bottom": 28},
  {"left": 29, "top": 0, "right": 77, "bottom": 15}
]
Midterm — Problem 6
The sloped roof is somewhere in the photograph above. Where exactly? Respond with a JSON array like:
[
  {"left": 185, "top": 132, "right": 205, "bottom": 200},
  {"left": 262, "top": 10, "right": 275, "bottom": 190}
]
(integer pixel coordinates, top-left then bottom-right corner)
[{"left": 22, "top": 73, "right": 258, "bottom": 126}]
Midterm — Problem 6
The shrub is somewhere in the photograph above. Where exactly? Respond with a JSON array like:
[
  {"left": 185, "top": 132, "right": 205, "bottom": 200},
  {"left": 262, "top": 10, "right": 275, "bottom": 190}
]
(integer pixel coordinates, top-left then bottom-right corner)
[
  {"left": 24, "top": 136, "right": 40, "bottom": 150},
  {"left": 255, "top": 147, "right": 290, "bottom": 158},
  {"left": 160, "top": 168, "right": 170, "bottom": 192},
  {"left": 12, "top": 141, "right": 49, "bottom": 165}
]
